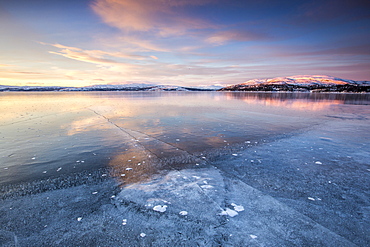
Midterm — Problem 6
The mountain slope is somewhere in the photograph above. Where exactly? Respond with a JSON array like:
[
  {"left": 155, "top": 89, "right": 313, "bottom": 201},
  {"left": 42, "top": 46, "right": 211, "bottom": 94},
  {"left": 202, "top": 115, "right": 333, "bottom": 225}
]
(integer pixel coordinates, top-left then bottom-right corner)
[{"left": 219, "top": 75, "right": 370, "bottom": 92}]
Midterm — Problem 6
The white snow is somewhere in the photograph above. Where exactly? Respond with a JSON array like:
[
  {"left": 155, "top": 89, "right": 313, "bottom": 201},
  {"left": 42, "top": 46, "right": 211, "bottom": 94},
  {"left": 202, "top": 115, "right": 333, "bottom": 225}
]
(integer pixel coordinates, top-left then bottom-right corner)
[
  {"left": 231, "top": 203, "right": 245, "bottom": 212},
  {"left": 220, "top": 208, "right": 239, "bottom": 217},
  {"left": 153, "top": 205, "right": 167, "bottom": 212}
]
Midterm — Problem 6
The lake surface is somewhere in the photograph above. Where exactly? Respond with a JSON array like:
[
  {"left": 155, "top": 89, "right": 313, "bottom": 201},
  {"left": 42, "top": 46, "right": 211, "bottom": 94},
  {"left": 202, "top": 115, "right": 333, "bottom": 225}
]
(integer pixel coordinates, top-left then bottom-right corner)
[
  {"left": 1, "top": 91, "right": 369, "bottom": 186},
  {"left": 1, "top": 91, "right": 370, "bottom": 246}
]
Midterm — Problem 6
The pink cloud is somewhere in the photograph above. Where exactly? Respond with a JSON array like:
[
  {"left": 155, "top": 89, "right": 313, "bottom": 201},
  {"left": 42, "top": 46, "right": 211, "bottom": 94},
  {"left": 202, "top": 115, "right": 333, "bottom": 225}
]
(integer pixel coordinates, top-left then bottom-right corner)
[{"left": 91, "top": 0, "right": 216, "bottom": 34}]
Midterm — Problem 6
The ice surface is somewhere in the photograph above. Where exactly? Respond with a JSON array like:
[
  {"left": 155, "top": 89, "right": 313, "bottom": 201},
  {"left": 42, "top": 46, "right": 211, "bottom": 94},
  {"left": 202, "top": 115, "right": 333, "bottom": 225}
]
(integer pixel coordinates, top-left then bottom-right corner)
[{"left": 0, "top": 92, "right": 369, "bottom": 246}]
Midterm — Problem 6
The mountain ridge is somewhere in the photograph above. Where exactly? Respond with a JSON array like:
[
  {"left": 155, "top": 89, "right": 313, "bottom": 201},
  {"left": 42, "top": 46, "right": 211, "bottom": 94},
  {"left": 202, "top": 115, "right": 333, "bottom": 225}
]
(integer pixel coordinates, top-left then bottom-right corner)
[
  {"left": 219, "top": 75, "right": 370, "bottom": 92},
  {"left": 1, "top": 75, "right": 369, "bottom": 92}
]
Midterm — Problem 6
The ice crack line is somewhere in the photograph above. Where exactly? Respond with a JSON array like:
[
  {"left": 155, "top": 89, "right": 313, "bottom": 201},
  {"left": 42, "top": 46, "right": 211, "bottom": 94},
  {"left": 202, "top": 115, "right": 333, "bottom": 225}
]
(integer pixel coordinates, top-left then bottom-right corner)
[{"left": 88, "top": 108, "right": 160, "bottom": 160}]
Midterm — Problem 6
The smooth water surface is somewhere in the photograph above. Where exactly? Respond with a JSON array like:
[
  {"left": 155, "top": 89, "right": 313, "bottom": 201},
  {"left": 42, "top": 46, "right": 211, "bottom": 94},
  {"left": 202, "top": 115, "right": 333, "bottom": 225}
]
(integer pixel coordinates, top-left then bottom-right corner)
[{"left": 1, "top": 92, "right": 369, "bottom": 186}]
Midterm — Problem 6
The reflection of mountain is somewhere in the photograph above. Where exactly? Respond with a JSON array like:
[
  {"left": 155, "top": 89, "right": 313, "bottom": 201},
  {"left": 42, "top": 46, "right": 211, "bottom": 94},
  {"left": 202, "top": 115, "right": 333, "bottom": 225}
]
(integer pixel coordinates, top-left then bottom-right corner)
[
  {"left": 220, "top": 75, "right": 370, "bottom": 92},
  {"left": 227, "top": 92, "right": 370, "bottom": 105}
]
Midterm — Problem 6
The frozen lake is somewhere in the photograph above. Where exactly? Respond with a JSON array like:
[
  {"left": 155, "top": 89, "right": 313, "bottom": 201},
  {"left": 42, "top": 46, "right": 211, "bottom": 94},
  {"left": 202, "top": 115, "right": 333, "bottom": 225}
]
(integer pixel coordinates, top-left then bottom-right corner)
[{"left": 1, "top": 91, "right": 369, "bottom": 246}]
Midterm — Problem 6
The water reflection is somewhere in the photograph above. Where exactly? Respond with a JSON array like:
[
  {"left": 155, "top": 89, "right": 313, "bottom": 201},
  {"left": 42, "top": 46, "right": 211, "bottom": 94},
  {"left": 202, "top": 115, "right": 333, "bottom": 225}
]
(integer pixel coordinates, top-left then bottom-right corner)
[{"left": 1, "top": 92, "right": 369, "bottom": 186}]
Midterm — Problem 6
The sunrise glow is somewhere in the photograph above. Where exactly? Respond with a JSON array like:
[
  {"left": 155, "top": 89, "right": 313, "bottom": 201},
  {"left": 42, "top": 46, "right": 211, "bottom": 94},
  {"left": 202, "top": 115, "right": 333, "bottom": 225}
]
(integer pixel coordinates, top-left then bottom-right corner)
[{"left": 1, "top": 0, "right": 369, "bottom": 87}]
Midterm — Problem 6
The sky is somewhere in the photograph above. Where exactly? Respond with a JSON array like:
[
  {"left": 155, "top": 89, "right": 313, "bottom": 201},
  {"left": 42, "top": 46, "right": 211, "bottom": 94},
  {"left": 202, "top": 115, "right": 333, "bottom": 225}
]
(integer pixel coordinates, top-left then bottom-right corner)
[{"left": 0, "top": 0, "right": 369, "bottom": 87}]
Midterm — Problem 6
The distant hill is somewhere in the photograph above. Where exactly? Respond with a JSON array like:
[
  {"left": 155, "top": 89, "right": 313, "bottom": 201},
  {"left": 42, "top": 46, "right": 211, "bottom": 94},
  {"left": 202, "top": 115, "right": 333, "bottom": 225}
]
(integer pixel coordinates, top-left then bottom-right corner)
[
  {"left": 219, "top": 75, "right": 370, "bottom": 92},
  {"left": 1, "top": 76, "right": 369, "bottom": 92},
  {"left": 0, "top": 84, "right": 222, "bottom": 92}
]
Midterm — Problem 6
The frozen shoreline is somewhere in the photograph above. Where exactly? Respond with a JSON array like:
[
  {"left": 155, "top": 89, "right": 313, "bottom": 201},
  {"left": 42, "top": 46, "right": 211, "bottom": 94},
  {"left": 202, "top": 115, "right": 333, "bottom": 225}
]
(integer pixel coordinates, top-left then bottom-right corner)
[{"left": 1, "top": 115, "right": 369, "bottom": 246}]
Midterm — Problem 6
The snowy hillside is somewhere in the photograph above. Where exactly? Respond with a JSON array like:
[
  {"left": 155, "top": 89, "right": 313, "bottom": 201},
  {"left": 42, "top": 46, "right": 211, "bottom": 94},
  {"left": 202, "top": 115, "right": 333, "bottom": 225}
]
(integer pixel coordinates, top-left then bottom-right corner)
[
  {"left": 0, "top": 84, "right": 219, "bottom": 92},
  {"left": 220, "top": 75, "right": 370, "bottom": 92}
]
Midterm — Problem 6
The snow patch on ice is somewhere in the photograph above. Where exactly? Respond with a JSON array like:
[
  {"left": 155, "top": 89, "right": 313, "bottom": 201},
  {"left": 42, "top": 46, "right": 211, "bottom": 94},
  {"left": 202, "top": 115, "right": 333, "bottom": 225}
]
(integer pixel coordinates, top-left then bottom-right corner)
[
  {"left": 200, "top": 185, "right": 214, "bottom": 189},
  {"left": 153, "top": 205, "right": 167, "bottom": 212},
  {"left": 231, "top": 203, "right": 245, "bottom": 212},
  {"left": 220, "top": 208, "right": 238, "bottom": 217}
]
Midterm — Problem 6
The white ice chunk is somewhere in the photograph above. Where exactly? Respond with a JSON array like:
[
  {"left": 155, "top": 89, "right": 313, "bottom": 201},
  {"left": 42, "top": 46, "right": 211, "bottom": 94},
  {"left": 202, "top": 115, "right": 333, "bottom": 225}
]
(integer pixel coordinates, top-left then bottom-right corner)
[
  {"left": 179, "top": 211, "right": 188, "bottom": 216},
  {"left": 126, "top": 168, "right": 133, "bottom": 171},
  {"left": 231, "top": 203, "right": 245, "bottom": 212},
  {"left": 308, "top": 197, "right": 315, "bottom": 201},
  {"left": 315, "top": 161, "right": 323, "bottom": 165},
  {"left": 140, "top": 233, "right": 146, "bottom": 237},
  {"left": 43, "top": 171, "right": 47, "bottom": 174},
  {"left": 232, "top": 154, "right": 238, "bottom": 156},
  {"left": 153, "top": 205, "right": 167, "bottom": 212},
  {"left": 122, "top": 219, "right": 127, "bottom": 225},
  {"left": 56, "top": 167, "right": 62, "bottom": 172},
  {"left": 220, "top": 208, "right": 238, "bottom": 217},
  {"left": 250, "top": 234, "right": 257, "bottom": 239},
  {"left": 92, "top": 191, "right": 98, "bottom": 194},
  {"left": 32, "top": 157, "right": 36, "bottom": 160},
  {"left": 121, "top": 174, "right": 126, "bottom": 177},
  {"left": 77, "top": 217, "right": 82, "bottom": 221},
  {"left": 200, "top": 185, "right": 213, "bottom": 189}
]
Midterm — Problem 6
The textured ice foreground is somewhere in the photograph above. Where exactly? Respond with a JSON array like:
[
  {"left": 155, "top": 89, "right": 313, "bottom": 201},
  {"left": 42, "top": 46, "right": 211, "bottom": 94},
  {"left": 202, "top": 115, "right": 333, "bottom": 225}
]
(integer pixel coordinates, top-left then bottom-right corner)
[{"left": 0, "top": 92, "right": 369, "bottom": 246}]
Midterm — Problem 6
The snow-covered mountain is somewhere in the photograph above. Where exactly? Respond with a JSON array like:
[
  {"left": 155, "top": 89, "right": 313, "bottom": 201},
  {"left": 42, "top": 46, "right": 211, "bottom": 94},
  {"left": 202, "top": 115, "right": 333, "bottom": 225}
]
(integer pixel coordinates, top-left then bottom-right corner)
[
  {"left": 0, "top": 84, "right": 219, "bottom": 92},
  {"left": 220, "top": 75, "right": 370, "bottom": 92},
  {"left": 1, "top": 75, "right": 369, "bottom": 92}
]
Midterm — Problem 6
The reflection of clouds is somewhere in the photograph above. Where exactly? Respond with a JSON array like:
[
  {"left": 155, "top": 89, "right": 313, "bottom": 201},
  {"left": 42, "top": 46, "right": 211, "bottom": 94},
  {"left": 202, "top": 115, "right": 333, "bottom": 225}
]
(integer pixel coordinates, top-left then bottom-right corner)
[
  {"left": 0, "top": 93, "right": 101, "bottom": 125},
  {"left": 62, "top": 116, "right": 108, "bottom": 136}
]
